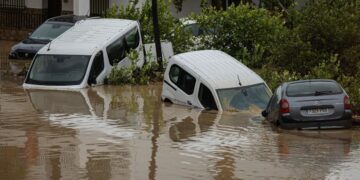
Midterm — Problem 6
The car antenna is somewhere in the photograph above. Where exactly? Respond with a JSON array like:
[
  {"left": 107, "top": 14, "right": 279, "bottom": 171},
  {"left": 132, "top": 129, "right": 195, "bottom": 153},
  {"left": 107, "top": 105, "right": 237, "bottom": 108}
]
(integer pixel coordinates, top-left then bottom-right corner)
[
  {"left": 47, "top": 41, "right": 52, "bottom": 51},
  {"left": 237, "top": 75, "right": 242, "bottom": 86}
]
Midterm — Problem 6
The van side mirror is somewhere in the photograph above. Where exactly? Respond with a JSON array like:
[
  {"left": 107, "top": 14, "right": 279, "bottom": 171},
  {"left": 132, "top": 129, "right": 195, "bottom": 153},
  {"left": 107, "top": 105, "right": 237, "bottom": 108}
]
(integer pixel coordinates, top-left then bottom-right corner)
[{"left": 261, "top": 110, "right": 268, "bottom": 117}]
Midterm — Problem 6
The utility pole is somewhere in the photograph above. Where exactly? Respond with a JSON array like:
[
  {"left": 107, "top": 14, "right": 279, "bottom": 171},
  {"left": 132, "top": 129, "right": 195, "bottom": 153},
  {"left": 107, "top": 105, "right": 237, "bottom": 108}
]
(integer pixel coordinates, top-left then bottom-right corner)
[{"left": 151, "top": 0, "right": 163, "bottom": 70}]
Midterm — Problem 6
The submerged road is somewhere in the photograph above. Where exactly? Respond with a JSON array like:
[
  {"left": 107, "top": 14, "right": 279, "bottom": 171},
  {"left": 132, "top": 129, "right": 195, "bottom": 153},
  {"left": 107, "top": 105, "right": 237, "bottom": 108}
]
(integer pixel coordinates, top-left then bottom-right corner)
[{"left": 1, "top": 40, "right": 360, "bottom": 179}]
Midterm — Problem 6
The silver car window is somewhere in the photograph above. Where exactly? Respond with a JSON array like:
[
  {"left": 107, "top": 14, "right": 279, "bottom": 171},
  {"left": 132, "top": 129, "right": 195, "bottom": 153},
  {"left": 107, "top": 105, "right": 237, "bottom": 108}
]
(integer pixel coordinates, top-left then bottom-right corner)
[{"left": 287, "top": 81, "right": 342, "bottom": 97}]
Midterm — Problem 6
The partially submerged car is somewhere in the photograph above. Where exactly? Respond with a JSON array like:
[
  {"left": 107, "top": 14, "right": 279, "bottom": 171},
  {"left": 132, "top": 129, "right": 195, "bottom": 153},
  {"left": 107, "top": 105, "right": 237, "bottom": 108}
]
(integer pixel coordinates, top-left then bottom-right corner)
[
  {"left": 23, "top": 18, "right": 146, "bottom": 90},
  {"left": 262, "top": 79, "right": 352, "bottom": 129},
  {"left": 161, "top": 50, "right": 272, "bottom": 112},
  {"left": 9, "top": 15, "right": 85, "bottom": 59}
]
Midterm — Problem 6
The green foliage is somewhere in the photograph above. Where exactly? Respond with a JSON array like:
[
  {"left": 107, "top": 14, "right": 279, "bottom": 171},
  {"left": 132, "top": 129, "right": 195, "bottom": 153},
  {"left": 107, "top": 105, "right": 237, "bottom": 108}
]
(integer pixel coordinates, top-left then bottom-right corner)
[
  {"left": 260, "top": 0, "right": 295, "bottom": 11},
  {"left": 273, "top": 0, "right": 360, "bottom": 74},
  {"left": 257, "top": 0, "right": 360, "bottom": 113},
  {"left": 257, "top": 66, "right": 301, "bottom": 90},
  {"left": 192, "top": 4, "right": 287, "bottom": 68},
  {"left": 105, "top": 0, "right": 192, "bottom": 53},
  {"left": 107, "top": 50, "right": 162, "bottom": 85}
]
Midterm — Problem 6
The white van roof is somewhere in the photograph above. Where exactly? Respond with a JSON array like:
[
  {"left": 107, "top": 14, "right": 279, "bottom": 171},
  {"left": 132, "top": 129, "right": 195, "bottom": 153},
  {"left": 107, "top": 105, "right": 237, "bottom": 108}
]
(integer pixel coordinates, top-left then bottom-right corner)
[
  {"left": 173, "top": 50, "right": 265, "bottom": 89},
  {"left": 37, "top": 18, "right": 138, "bottom": 56}
]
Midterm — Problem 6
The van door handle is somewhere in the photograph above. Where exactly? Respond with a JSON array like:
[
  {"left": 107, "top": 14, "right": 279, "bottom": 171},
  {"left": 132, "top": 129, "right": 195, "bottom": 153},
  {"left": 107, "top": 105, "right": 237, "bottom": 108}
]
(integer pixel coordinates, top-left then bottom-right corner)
[{"left": 187, "top": 101, "right": 192, "bottom": 106}]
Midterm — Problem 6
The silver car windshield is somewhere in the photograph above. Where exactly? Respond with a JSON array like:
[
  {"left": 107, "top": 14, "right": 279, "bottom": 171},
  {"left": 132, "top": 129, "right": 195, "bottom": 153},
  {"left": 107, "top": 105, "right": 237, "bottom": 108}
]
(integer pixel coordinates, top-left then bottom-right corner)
[
  {"left": 27, "top": 55, "right": 90, "bottom": 85},
  {"left": 217, "top": 83, "right": 271, "bottom": 112},
  {"left": 30, "top": 23, "right": 72, "bottom": 40}
]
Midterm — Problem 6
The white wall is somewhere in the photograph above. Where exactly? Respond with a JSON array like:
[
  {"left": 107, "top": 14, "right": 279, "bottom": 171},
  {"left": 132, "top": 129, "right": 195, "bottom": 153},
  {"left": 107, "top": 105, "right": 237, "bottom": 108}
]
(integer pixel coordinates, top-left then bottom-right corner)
[
  {"left": 109, "top": 0, "right": 146, "bottom": 9},
  {"left": 170, "top": 0, "right": 205, "bottom": 18},
  {"left": 25, "top": 0, "right": 43, "bottom": 9},
  {"left": 62, "top": 0, "right": 74, "bottom": 11},
  {"left": 108, "top": 0, "right": 207, "bottom": 19},
  {"left": 74, "top": 0, "right": 90, "bottom": 16},
  {"left": 109, "top": 0, "right": 130, "bottom": 7},
  {"left": 24, "top": 0, "right": 72, "bottom": 11}
]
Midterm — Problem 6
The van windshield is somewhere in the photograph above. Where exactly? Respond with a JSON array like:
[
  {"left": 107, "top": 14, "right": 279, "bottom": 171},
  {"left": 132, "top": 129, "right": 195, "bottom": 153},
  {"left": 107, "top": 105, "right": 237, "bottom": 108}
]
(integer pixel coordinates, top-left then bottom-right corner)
[
  {"left": 27, "top": 55, "right": 90, "bottom": 85},
  {"left": 217, "top": 83, "right": 271, "bottom": 112}
]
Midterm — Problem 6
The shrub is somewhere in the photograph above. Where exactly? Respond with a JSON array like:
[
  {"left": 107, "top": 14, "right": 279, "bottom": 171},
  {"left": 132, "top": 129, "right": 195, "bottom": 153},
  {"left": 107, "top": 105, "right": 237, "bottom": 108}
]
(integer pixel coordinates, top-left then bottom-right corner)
[
  {"left": 105, "top": 0, "right": 192, "bottom": 54},
  {"left": 256, "top": 65, "right": 301, "bottom": 90},
  {"left": 272, "top": 0, "right": 360, "bottom": 74},
  {"left": 107, "top": 50, "right": 162, "bottom": 85},
  {"left": 192, "top": 4, "right": 287, "bottom": 68}
]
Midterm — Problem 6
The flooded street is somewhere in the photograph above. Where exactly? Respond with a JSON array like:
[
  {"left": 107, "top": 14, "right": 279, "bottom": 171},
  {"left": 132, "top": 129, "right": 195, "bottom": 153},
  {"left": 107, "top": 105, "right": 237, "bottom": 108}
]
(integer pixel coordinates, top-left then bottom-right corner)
[{"left": 1, "top": 40, "right": 360, "bottom": 179}]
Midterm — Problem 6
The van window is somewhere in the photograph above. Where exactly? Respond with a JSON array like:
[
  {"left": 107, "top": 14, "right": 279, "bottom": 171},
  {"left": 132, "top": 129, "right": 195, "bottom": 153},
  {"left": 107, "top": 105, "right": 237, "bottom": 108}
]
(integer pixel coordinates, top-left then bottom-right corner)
[
  {"left": 198, "top": 83, "right": 218, "bottom": 110},
  {"left": 169, "top": 65, "right": 196, "bottom": 95},
  {"left": 125, "top": 28, "right": 140, "bottom": 49},
  {"left": 106, "top": 37, "right": 126, "bottom": 65},
  {"left": 88, "top": 51, "right": 104, "bottom": 85}
]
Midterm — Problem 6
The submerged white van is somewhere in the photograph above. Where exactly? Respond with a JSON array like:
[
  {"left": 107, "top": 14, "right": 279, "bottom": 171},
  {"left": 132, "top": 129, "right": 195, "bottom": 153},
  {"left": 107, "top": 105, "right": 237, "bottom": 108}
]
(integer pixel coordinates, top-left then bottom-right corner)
[
  {"left": 161, "top": 50, "right": 272, "bottom": 112},
  {"left": 23, "top": 18, "right": 150, "bottom": 90}
]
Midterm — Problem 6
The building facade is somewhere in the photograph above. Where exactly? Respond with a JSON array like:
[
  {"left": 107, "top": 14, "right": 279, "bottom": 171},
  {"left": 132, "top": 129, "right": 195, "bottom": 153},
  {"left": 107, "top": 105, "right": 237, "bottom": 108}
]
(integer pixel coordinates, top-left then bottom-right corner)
[{"left": 0, "top": 0, "right": 307, "bottom": 41}]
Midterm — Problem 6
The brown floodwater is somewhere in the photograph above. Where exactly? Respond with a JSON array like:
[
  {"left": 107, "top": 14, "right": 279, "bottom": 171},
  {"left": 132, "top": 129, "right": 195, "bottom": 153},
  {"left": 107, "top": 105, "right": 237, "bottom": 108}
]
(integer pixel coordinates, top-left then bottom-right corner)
[{"left": 1, "top": 40, "right": 360, "bottom": 179}]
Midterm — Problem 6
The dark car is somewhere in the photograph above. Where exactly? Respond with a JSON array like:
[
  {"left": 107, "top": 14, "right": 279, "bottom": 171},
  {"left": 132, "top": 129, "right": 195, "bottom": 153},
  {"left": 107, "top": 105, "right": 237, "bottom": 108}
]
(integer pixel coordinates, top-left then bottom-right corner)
[
  {"left": 9, "top": 15, "right": 86, "bottom": 59},
  {"left": 262, "top": 79, "right": 352, "bottom": 129}
]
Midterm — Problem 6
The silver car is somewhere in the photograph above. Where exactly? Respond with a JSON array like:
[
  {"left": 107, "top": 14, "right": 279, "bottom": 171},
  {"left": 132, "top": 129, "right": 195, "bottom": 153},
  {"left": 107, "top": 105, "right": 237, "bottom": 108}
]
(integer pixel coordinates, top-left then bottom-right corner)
[{"left": 262, "top": 79, "right": 352, "bottom": 129}]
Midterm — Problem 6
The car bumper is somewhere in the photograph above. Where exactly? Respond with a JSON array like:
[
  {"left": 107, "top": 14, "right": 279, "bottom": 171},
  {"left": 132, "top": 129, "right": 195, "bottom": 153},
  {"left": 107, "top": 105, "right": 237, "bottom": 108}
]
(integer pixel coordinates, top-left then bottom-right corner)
[{"left": 280, "top": 111, "right": 352, "bottom": 129}]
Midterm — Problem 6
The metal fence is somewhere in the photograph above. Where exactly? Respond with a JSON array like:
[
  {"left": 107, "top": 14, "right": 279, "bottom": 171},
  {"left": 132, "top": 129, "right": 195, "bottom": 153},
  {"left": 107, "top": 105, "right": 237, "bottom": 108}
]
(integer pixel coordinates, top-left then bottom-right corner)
[
  {"left": 0, "top": 0, "right": 47, "bottom": 29},
  {"left": 0, "top": 10, "right": 47, "bottom": 29},
  {"left": 90, "top": 0, "right": 109, "bottom": 17}
]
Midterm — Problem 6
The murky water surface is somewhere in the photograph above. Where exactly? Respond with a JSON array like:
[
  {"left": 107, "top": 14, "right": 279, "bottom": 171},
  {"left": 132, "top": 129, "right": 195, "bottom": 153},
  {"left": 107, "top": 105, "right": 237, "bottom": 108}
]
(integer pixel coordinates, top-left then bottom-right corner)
[{"left": 1, "top": 40, "right": 360, "bottom": 179}]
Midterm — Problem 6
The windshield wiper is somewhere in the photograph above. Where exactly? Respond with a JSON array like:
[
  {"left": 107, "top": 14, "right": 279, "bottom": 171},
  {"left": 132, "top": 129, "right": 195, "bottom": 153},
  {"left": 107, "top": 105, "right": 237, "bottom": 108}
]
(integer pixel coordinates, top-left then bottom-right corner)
[{"left": 314, "top": 90, "right": 333, "bottom": 96}]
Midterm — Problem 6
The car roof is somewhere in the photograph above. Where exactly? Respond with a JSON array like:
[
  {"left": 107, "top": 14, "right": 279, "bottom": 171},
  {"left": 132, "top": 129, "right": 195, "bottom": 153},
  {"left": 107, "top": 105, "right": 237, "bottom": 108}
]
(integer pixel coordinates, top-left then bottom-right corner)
[
  {"left": 283, "top": 79, "right": 338, "bottom": 86},
  {"left": 46, "top": 15, "right": 87, "bottom": 24},
  {"left": 172, "top": 50, "right": 265, "bottom": 90},
  {"left": 279, "top": 79, "right": 343, "bottom": 96},
  {"left": 37, "top": 18, "right": 138, "bottom": 56}
]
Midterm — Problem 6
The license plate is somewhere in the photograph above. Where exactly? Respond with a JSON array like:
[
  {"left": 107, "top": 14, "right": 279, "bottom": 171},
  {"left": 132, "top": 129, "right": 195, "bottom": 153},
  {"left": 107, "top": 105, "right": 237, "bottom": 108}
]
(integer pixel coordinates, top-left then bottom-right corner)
[{"left": 307, "top": 108, "right": 329, "bottom": 115}]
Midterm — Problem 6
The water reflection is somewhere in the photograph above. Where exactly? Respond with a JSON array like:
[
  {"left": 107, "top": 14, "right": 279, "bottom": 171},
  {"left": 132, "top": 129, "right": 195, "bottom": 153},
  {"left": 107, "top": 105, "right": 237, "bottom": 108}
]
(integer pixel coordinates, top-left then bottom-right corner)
[
  {"left": 27, "top": 88, "right": 138, "bottom": 139},
  {"left": 24, "top": 85, "right": 166, "bottom": 180}
]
